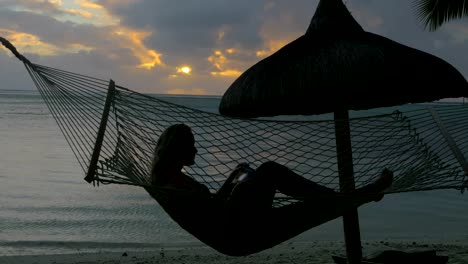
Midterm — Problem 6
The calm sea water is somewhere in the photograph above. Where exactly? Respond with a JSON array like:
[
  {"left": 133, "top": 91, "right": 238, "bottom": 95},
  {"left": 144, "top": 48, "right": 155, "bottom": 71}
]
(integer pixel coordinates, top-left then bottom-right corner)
[{"left": 0, "top": 90, "right": 467, "bottom": 256}]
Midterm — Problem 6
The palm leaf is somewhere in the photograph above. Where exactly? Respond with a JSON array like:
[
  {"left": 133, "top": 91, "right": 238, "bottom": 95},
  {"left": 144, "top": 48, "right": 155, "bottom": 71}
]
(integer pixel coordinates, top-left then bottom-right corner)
[{"left": 413, "top": 0, "right": 468, "bottom": 31}]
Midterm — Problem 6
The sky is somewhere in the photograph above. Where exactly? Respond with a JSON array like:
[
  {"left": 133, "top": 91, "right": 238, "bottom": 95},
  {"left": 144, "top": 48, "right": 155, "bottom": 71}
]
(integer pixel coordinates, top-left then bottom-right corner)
[{"left": 0, "top": 0, "right": 467, "bottom": 95}]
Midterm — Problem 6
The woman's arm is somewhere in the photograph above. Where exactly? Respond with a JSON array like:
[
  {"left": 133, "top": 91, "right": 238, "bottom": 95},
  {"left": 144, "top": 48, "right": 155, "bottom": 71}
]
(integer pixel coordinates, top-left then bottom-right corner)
[{"left": 215, "top": 163, "right": 250, "bottom": 200}]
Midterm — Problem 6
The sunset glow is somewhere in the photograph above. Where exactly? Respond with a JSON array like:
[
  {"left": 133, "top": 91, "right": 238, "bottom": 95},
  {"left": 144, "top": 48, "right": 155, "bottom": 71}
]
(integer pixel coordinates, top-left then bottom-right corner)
[
  {"left": 210, "top": 69, "right": 242, "bottom": 77},
  {"left": 256, "top": 39, "right": 291, "bottom": 58},
  {"left": 167, "top": 88, "right": 206, "bottom": 95},
  {"left": 177, "top": 66, "right": 192, "bottom": 75},
  {"left": 1, "top": 30, "right": 58, "bottom": 56},
  {"left": 116, "top": 30, "right": 163, "bottom": 70},
  {"left": 77, "top": 0, "right": 104, "bottom": 10},
  {"left": 1, "top": 0, "right": 465, "bottom": 96},
  {"left": 208, "top": 50, "right": 242, "bottom": 78}
]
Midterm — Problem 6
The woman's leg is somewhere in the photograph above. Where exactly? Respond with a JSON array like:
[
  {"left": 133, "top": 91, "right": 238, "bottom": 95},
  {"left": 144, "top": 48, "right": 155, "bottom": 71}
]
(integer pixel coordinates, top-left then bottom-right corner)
[
  {"left": 255, "top": 161, "right": 336, "bottom": 198},
  {"left": 255, "top": 161, "right": 393, "bottom": 202}
]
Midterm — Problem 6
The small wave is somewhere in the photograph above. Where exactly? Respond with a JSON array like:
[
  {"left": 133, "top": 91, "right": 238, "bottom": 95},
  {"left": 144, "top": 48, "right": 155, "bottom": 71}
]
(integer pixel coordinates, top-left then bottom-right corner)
[
  {"left": 6, "top": 111, "right": 49, "bottom": 116},
  {"left": 0, "top": 240, "right": 162, "bottom": 249},
  {"left": 0, "top": 240, "right": 204, "bottom": 256}
]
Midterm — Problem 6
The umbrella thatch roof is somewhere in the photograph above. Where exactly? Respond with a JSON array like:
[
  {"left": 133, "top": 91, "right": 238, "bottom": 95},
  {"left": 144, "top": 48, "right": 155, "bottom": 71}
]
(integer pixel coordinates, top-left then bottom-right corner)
[{"left": 219, "top": 0, "right": 468, "bottom": 118}]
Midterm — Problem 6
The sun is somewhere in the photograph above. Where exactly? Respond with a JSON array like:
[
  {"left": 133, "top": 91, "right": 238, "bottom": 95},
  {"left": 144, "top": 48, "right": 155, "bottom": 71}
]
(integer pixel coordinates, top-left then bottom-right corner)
[
  {"left": 181, "top": 66, "right": 191, "bottom": 74},
  {"left": 177, "top": 66, "right": 192, "bottom": 75}
]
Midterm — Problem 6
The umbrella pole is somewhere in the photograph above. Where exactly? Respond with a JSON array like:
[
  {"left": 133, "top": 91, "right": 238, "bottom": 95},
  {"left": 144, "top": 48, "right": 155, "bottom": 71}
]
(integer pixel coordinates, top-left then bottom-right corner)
[{"left": 334, "top": 109, "right": 362, "bottom": 264}]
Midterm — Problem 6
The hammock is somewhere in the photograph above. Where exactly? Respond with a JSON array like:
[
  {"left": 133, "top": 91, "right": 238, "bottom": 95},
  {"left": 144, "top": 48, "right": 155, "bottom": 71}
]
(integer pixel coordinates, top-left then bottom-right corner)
[{"left": 3, "top": 38, "right": 468, "bottom": 256}]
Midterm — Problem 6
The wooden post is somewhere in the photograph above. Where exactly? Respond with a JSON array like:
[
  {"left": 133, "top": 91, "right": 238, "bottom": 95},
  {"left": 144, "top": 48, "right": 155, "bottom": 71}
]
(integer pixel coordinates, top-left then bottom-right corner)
[
  {"left": 84, "top": 79, "right": 116, "bottom": 183},
  {"left": 334, "top": 109, "right": 362, "bottom": 264}
]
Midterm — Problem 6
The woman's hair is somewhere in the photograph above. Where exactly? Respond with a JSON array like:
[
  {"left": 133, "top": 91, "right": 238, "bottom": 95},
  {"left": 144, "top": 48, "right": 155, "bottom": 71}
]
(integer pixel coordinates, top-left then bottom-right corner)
[{"left": 151, "top": 124, "right": 193, "bottom": 184}]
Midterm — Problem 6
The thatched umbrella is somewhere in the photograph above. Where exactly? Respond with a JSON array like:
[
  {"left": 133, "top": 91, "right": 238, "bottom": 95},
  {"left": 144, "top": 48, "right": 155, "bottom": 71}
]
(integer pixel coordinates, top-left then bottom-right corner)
[
  {"left": 219, "top": 0, "right": 468, "bottom": 263},
  {"left": 219, "top": 0, "right": 468, "bottom": 118}
]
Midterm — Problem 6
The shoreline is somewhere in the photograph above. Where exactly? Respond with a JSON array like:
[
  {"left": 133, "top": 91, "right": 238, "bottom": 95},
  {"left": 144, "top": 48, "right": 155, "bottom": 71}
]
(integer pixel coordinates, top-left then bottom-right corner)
[{"left": 1, "top": 240, "right": 467, "bottom": 264}]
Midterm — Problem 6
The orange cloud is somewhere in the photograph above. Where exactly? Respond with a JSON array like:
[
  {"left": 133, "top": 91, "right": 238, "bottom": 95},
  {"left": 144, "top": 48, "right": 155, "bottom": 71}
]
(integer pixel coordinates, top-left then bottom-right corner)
[
  {"left": 208, "top": 50, "right": 226, "bottom": 70},
  {"left": 0, "top": 29, "right": 94, "bottom": 57},
  {"left": 2, "top": 2, "right": 162, "bottom": 70},
  {"left": 210, "top": 70, "right": 242, "bottom": 77},
  {"left": 112, "top": 29, "right": 163, "bottom": 70},
  {"left": 77, "top": 0, "right": 104, "bottom": 9},
  {"left": 208, "top": 49, "right": 242, "bottom": 78},
  {"left": 65, "top": 8, "right": 93, "bottom": 18},
  {"left": 67, "top": 42, "right": 94, "bottom": 52},
  {"left": 0, "top": 30, "right": 58, "bottom": 56},
  {"left": 167, "top": 88, "right": 206, "bottom": 95},
  {"left": 255, "top": 10, "right": 303, "bottom": 58},
  {"left": 32, "top": 0, "right": 114, "bottom": 26},
  {"left": 226, "top": 48, "right": 236, "bottom": 54},
  {"left": 17, "top": 0, "right": 92, "bottom": 19},
  {"left": 256, "top": 39, "right": 290, "bottom": 58}
]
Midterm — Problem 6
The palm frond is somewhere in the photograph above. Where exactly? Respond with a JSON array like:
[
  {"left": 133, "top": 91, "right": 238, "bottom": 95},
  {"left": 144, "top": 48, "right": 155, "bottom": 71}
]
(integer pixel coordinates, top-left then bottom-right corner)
[{"left": 413, "top": 0, "right": 468, "bottom": 31}]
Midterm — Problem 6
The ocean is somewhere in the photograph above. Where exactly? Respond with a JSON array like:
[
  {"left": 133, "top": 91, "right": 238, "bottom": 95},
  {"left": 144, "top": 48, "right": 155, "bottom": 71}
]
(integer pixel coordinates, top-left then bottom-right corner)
[{"left": 0, "top": 90, "right": 467, "bottom": 256}]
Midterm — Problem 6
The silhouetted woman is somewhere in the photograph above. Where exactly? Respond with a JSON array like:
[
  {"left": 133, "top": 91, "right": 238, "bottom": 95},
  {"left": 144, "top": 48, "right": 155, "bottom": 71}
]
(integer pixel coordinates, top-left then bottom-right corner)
[{"left": 149, "top": 123, "right": 393, "bottom": 256}]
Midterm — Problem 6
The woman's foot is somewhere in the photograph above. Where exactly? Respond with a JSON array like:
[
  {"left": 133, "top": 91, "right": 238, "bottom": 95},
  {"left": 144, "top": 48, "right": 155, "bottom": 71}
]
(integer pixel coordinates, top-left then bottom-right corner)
[
  {"left": 375, "top": 168, "right": 393, "bottom": 190},
  {"left": 354, "top": 168, "right": 393, "bottom": 202},
  {"left": 370, "top": 168, "right": 393, "bottom": 201}
]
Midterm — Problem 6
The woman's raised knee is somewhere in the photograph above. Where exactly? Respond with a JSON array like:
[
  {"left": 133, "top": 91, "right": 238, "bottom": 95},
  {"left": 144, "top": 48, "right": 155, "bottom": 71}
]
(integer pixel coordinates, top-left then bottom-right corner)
[{"left": 257, "top": 161, "right": 287, "bottom": 174}]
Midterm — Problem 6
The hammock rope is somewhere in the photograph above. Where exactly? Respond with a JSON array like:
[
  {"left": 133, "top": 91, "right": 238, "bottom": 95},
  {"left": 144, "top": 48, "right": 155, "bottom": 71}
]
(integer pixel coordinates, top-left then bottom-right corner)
[
  {"left": 19, "top": 61, "right": 468, "bottom": 199},
  {"left": 2, "top": 37, "right": 468, "bottom": 255}
]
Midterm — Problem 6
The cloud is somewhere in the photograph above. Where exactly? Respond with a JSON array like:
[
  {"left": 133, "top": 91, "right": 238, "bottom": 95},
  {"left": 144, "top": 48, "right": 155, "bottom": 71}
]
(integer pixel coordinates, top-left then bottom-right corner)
[
  {"left": 99, "top": 0, "right": 265, "bottom": 48},
  {"left": 1, "top": 0, "right": 467, "bottom": 96},
  {"left": 96, "top": 0, "right": 268, "bottom": 81},
  {"left": 0, "top": 8, "right": 164, "bottom": 68},
  {"left": 2, "top": 0, "right": 64, "bottom": 15}
]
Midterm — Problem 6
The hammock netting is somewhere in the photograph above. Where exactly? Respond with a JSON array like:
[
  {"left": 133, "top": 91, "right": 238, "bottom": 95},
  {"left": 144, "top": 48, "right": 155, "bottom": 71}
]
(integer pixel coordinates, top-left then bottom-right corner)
[
  {"left": 21, "top": 62, "right": 468, "bottom": 204},
  {"left": 4, "top": 30, "right": 468, "bottom": 258},
  {"left": 0, "top": 39, "right": 461, "bottom": 254}
]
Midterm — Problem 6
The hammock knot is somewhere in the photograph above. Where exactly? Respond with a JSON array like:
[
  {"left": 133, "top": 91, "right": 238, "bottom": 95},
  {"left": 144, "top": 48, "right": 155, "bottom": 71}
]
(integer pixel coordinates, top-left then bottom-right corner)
[
  {"left": 392, "top": 110, "right": 404, "bottom": 121},
  {"left": 0, "top": 36, "right": 32, "bottom": 66}
]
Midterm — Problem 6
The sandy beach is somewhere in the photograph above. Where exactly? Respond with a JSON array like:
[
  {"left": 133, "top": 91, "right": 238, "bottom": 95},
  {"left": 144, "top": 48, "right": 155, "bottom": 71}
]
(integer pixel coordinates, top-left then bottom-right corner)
[{"left": 1, "top": 240, "right": 467, "bottom": 264}]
